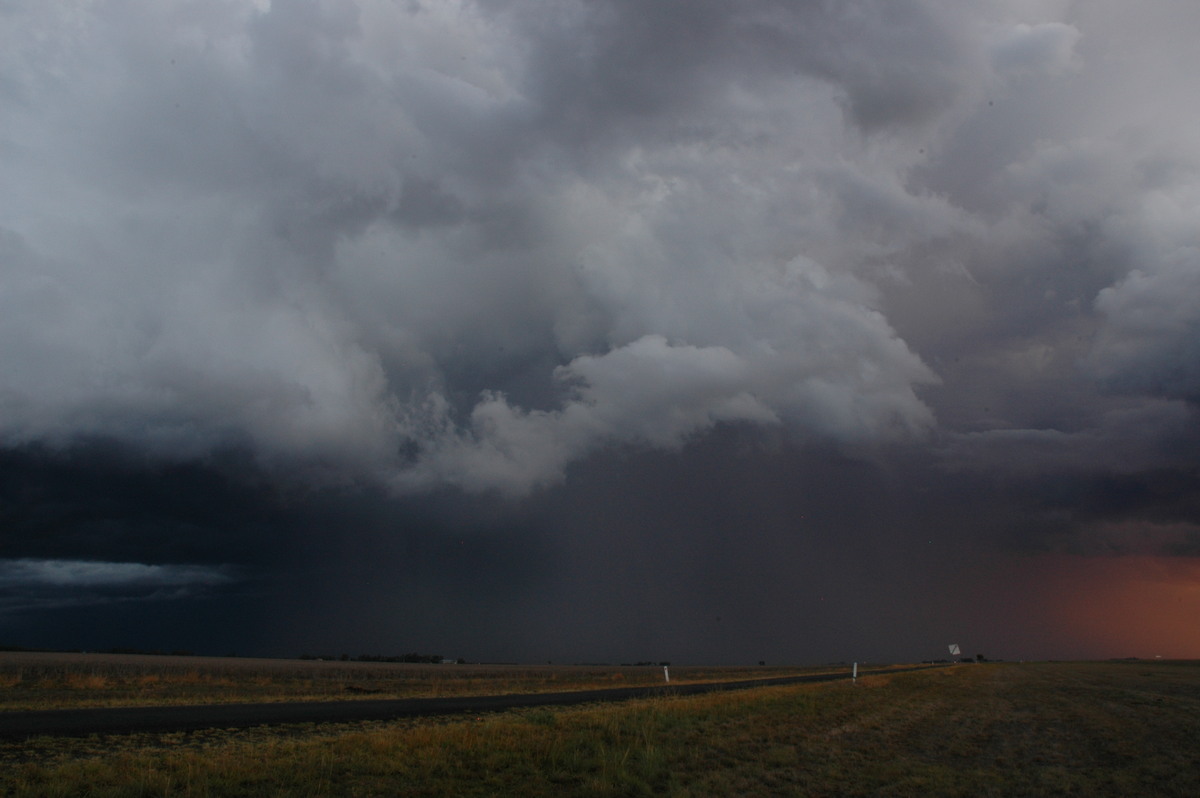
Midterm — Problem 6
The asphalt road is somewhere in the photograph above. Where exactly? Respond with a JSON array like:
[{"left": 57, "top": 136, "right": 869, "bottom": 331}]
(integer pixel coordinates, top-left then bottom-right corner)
[{"left": 0, "top": 665, "right": 940, "bottom": 740}]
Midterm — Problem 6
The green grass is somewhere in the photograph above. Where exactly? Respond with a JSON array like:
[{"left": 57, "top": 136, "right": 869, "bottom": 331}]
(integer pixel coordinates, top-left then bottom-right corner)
[{"left": 3, "top": 662, "right": 1199, "bottom": 796}]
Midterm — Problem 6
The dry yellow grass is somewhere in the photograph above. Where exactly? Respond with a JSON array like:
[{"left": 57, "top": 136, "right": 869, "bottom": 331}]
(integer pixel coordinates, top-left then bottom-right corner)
[
  {"left": 60, "top": 672, "right": 111, "bottom": 690},
  {"left": 2, "top": 661, "right": 1198, "bottom": 796},
  {"left": 0, "top": 651, "right": 841, "bottom": 711}
]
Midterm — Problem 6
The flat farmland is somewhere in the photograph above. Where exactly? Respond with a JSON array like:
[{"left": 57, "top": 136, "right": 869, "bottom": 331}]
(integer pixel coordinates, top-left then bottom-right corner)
[
  {"left": 3, "top": 660, "right": 1199, "bottom": 796},
  {"left": 0, "top": 652, "right": 841, "bottom": 711}
]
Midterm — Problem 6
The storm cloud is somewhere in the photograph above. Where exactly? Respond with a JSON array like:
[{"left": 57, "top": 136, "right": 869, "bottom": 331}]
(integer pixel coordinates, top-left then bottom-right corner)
[
  {"left": 3, "top": 0, "right": 959, "bottom": 493},
  {"left": 3, "top": 0, "right": 1200, "bottom": 661}
]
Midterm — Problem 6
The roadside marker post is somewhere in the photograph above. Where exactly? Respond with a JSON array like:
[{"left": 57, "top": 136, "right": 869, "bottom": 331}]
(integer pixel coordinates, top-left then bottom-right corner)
[
  {"left": 663, "top": 666, "right": 670, "bottom": 683},
  {"left": 852, "top": 662, "right": 857, "bottom": 683}
]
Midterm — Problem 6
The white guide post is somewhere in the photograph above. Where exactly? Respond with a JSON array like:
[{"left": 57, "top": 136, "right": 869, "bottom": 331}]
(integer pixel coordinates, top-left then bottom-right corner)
[
  {"left": 663, "top": 665, "right": 670, "bottom": 683},
  {"left": 852, "top": 662, "right": 858, "bottom": 683}
]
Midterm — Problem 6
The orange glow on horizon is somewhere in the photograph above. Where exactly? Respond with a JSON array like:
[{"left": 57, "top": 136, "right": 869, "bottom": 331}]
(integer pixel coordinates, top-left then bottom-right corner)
[{"left": 1034, "top": 555, "right": 1200, "bottom": 659}]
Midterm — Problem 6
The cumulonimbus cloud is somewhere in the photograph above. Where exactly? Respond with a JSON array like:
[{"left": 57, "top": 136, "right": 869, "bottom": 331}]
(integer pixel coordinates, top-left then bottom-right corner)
[
  {"left": 0, "top": 0, "right": 953, "bottom": 496},
  {"left": 2, "top": 0, "right": 1198, "bottom": 497}
]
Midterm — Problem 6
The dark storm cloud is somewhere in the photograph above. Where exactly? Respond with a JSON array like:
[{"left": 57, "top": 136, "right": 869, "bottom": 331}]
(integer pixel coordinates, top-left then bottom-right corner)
[
  {"left": 4, "top": 1, "right": 1200, "bottom": 659},
  {"left": 0, "top": 442, "right": 269, "bottom": 618},
  {"left": 499, "top": 0, "right": 976, "bottom": 137},
  {"left": 0, "top": 443, "right": 285, "bottom": 566},
  {"left": 2, "top": 0, "right": 959, "bottom": 494}
]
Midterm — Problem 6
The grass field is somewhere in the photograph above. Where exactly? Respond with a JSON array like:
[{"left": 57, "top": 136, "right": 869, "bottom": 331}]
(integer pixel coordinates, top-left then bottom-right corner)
[
  {"left": 0, "top": 651, "right": 837, "bottom": 711},
  {"left": 2, "top": 659, "right": 1198, "bottom": 796}
]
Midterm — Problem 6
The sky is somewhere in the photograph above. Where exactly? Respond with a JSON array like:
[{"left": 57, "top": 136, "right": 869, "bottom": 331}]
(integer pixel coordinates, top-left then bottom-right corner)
[{"left": 2, "top": 0, "right": 1199, "bottom": 665}]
